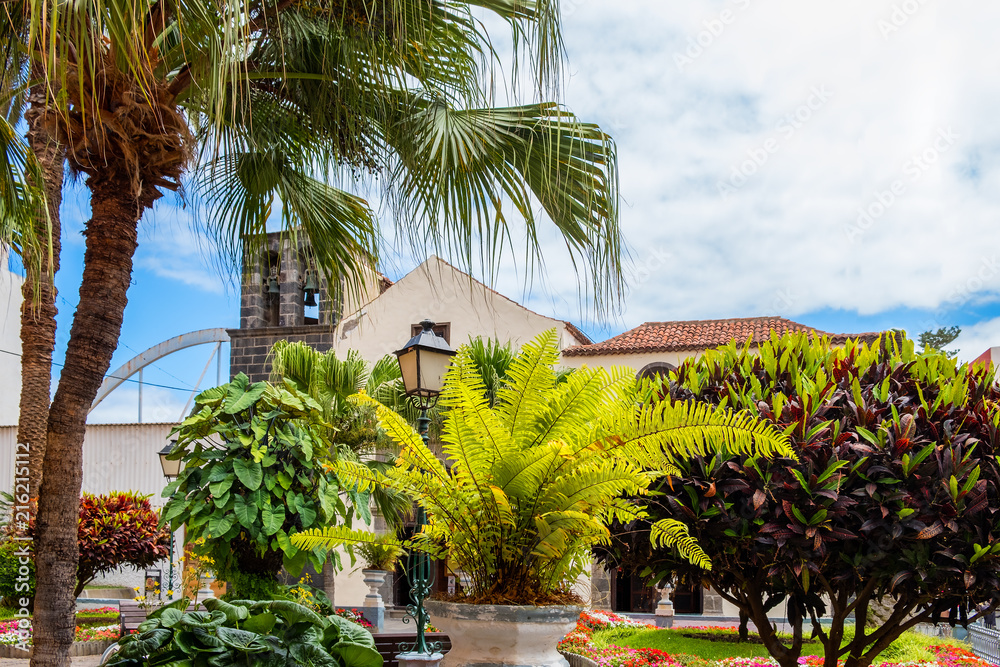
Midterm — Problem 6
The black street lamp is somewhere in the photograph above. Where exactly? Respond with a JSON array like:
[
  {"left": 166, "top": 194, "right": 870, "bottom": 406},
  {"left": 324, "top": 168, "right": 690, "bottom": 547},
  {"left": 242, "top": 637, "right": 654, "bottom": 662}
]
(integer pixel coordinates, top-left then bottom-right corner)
[
  {"left": 394, "top": 320, "right": 456, "bottom": 666},
  {"left": 158, "top": 440, "right": 181, "bottom": 600}
]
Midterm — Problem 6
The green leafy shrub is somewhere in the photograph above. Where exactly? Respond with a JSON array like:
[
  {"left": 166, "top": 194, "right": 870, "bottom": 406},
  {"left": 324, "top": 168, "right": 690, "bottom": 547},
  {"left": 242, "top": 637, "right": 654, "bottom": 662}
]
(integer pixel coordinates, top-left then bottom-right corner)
[
  {"left": 598, "top": 332, "right": 1000, "bottom": 667},
  {"left": 0, "top": 541, "right": 34, "bottom": 603},
  {"left": 105, "top": 597, "right": 382, "bottom": 667},
  {"left": 161, "top": 374, "right": 366, "bottom": 599}
]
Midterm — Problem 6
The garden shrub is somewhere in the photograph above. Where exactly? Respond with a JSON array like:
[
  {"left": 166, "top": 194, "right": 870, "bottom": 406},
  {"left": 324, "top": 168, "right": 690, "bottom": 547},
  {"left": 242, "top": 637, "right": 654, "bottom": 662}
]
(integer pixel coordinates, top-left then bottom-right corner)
[
  {"left": 105, "top": 597, "right": 381, "bottom": 667},
  {"left": 598, "top": 332, "right": 1000, "bottom": 667},
  {"left": 76, "top": 492, "right": 170, "bottom": 597},
  {"left": 161, "top": 374, "right": 365, "bottom": 600},
  {"left": 0, "top": 541, "right": 34, "bottom": 604}
]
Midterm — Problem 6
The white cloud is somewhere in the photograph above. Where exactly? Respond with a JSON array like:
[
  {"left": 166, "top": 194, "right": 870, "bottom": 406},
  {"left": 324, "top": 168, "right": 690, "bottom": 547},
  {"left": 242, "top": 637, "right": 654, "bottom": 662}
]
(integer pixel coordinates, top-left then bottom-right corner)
[
  {"left": 135, "top": 205, "right": 232, "bottom": 294},
  {"left": 473, "top": 0, "right": 1000, "bottom": 328}
]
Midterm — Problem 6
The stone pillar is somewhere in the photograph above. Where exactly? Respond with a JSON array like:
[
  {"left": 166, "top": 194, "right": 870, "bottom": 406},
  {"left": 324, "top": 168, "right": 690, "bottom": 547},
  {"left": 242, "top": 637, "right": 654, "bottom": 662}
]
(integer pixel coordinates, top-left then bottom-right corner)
[
  {"left": 240, "top": 260, "right": 267, "bottom": 329},
  {"left": 279, "top": 238, "right": 303, "bottom": 327},
  {"left": 703, "top": 589, "right": 725, "bottom": 616},
  {"left": 590, "top": 563, "right": 612, "bottom": 610},
  {"left": 322, "top": 558, "right": 336, "bottom": 609},
  {"left": 655, "top": 585, "right": 674, "bottom": 628}
]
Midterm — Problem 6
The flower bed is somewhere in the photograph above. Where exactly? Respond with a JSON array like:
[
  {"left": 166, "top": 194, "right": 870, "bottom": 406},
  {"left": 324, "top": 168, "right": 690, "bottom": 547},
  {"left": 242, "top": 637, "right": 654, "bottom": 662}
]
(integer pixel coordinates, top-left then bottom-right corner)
[
  {"left": 0, "top": 620, "right": 121, "bottom": 646},
  {"left": 333, "top": 608, "right": 374, "bottom": 629},
  {"left": 559, "top": 612, "right": 989, "bottom": 667}
]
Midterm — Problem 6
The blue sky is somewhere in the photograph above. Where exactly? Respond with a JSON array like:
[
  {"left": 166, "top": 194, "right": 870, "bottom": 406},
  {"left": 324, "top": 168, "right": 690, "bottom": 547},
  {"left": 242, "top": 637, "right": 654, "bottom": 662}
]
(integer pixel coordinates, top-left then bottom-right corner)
[{"left": 23, "top": 0, "right": 1000, "bottom": 422}]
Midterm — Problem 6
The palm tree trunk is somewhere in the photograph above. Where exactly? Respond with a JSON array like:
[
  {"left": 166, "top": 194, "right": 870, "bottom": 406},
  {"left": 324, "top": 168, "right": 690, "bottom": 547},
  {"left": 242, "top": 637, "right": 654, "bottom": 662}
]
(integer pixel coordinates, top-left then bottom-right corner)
[
  {"left": 19, "top": 74, "right": 63, "bottom": 500},
  {"left": 30, "top": 177, "right": 140, "bottom": 667}
]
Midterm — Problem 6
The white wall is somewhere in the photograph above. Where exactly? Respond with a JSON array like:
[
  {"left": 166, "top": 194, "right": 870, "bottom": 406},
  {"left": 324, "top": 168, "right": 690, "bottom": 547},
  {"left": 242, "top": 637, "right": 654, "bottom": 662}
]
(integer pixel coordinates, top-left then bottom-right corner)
[
  {"left": 334, "top": 257, "right": 585, "bottom": 364},
  {"left": 0, "top": 250, "right": 23, "bottom": 426},
  {"left": 560, "top": 350, "right": 696, "bottom": 373}
]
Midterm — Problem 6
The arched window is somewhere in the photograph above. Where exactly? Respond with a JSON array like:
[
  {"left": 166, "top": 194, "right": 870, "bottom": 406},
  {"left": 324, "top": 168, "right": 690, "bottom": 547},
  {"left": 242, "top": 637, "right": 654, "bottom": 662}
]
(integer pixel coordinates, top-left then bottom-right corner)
[{"left": 637, "top": 361, "right": 676, "bottom": 381}]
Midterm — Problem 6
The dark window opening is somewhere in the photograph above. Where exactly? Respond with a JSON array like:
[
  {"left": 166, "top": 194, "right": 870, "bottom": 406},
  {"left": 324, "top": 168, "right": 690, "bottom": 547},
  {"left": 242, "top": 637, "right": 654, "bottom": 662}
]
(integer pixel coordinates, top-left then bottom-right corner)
[
  {"left": 611, "top": 569, "right": 656, "bottom": 614},
  {"left": 263, "top": 250, "right": 280, "bottom": 326},
  {"left": 411, "top": 322, "right": 451, "bottom": 344},
  {"left": 637, "top": 361, "right": 677, "bottom": 381}
]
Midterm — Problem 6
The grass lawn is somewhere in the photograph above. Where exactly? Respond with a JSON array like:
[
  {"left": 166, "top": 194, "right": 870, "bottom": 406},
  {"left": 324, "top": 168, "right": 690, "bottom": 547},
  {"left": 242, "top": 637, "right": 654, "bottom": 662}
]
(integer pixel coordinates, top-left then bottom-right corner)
[
  {"left": 592, "top": 626, "right": 970, "bottom": 664},
  {"left": 606, "top": 629, "right": 824, "bottom": 660}
]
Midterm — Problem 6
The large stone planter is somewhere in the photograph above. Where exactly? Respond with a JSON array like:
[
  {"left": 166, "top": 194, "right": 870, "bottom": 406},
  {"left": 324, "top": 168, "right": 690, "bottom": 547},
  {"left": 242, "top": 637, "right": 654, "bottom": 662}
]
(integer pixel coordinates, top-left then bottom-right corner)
[
  {"left": 425, "top": 600, "right": 582, "bottom": 667},
  {"left": 362, "top": 569, "right": 388, "bottom": 631}
]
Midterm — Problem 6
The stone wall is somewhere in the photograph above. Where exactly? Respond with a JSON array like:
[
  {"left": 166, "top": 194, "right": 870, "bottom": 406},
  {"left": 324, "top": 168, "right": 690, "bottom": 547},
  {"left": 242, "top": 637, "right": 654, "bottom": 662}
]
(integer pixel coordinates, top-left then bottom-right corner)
[
  {"left": 228, "top": 325, "right": 336, "bottom": 382},
  {"left": 590, "top": 563, "right": 612, "bottom": 610}
]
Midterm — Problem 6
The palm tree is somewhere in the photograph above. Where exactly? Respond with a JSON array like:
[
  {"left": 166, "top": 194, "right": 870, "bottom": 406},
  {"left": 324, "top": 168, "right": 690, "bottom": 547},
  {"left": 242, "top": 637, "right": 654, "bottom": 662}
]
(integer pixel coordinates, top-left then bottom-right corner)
[
  {"left": 0, "top": 7, "right": 58, "bottom": 502},
  {"left": 15, "top": 0, "right": 624, "bottom": 664},
  {"left": 269, "top": 341, "right": 415, "bottom": 526}
]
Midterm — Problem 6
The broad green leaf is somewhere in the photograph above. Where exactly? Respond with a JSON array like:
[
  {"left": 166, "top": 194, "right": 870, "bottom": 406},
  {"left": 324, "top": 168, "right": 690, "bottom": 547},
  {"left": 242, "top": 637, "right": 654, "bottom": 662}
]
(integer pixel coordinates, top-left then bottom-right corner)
[
  {"left": 209, "top": 514, "right": 235, "bottom": 537},
  {"left": 224, "top": 382, "right": 267, "bottom": 414},
  {"left": 262, "top": 503, "right": 286, "bottom": 535},
  {"left": 233, "top": 495, "right": 259, "bottom": 529},
  {"left": 330, "top": 643, "right": 383, "bottom": 667},
  {"left": 233, "top": 459, "right": 263, "bottom": 490}
]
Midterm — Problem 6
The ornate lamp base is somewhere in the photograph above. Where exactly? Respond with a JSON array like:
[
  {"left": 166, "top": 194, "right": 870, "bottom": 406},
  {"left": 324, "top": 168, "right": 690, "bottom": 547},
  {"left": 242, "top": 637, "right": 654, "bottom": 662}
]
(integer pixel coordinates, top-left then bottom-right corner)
[{"left": 397, "top": 652, "right": 445, "bottom": 667}]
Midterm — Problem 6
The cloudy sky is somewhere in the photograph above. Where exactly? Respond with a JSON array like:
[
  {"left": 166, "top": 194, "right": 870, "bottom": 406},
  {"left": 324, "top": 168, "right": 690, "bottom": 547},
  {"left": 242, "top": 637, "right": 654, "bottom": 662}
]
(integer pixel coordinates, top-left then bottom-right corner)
[{"left": 16, "top": 0, "right": 1000, "bottom": 423}]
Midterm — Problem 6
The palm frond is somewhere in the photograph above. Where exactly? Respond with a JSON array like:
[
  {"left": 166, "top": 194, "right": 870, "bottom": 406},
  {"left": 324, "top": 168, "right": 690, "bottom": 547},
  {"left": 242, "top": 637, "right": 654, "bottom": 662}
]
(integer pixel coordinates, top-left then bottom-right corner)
[{"left": 385, "top": 98, "right": 623, "bottom": 313}]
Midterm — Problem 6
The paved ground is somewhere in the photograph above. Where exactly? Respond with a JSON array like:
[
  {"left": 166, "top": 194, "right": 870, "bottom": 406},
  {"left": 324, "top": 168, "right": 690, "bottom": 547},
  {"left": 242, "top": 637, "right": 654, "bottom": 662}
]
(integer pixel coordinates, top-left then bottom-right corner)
[{"left": 0, "top": 656, "right": 103, "bottom": 666}]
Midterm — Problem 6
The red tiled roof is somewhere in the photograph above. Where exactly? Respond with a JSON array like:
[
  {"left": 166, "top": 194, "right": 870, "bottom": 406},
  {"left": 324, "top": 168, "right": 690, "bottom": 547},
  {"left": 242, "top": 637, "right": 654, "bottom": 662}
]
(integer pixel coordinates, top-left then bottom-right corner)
[{"left": 562, "top": 317, "right": 882, "bottom": 357}]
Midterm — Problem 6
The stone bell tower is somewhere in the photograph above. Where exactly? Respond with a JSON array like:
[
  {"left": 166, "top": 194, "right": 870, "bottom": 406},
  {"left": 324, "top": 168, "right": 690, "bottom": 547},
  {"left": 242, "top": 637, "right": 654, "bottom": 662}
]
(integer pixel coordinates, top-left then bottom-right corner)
[{"left": 227, "top": 232, "right": 338, "bottom": 382}]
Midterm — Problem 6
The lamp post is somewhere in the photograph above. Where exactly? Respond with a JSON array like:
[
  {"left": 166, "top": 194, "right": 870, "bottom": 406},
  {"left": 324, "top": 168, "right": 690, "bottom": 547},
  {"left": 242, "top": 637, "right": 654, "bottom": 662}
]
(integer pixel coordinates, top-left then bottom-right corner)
[
  {"left": 393, "top": 320, "right": 456, "bottom": 667},
  {"left": 158, "top": 440, "right": 182, "bottom": 600}
]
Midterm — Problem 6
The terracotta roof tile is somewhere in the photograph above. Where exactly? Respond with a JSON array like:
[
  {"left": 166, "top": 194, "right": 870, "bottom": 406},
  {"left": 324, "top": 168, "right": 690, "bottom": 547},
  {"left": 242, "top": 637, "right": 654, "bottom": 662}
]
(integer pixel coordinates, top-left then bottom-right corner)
[{"left": 562, "top": 317, "right": 882, "bottom": 357}]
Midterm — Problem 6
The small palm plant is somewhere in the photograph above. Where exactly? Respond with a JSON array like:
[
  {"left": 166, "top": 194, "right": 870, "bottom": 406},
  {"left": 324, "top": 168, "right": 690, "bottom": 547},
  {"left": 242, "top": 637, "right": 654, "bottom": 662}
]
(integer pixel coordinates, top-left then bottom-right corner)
[
  {"left": 357, "top": 535, "right": 407, "bottom": 572},
  {"left": 292, "top": 330, "right": 793, "bottom": 605}
]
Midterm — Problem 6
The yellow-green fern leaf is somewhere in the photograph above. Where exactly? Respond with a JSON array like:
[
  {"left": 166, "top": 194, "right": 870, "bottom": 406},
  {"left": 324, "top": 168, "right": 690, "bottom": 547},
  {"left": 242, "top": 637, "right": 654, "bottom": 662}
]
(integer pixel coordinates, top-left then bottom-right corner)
[{"left": 650, "top": 519, "right": 712, "bottom": 570}]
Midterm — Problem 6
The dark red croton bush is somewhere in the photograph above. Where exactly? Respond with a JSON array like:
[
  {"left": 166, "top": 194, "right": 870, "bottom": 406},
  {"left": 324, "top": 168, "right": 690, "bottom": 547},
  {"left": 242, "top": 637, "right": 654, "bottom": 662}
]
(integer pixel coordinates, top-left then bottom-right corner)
[
  {"left": 597, "top": 332, "right": 1000, "bottom": 667},
  {"left": 74, "top": 491, "right": 169, "bottom": 597}
]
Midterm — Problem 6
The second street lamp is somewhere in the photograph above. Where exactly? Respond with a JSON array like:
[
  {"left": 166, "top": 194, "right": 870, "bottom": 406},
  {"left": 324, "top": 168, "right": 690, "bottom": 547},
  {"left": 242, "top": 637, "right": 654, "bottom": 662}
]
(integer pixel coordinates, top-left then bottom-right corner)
[
  {"left": 158, "top": 440, "right": 181, "bottom": 600},
  {"left": 393, "top": 320, "right": 456, "bottom": 667}
]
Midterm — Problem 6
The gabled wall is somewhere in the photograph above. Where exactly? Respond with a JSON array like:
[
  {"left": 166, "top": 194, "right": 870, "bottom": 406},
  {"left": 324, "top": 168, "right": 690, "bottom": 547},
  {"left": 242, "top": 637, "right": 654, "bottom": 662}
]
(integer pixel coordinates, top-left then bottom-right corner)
[{"left": 332, "top": 256, "right": 586, "bottom": 363}]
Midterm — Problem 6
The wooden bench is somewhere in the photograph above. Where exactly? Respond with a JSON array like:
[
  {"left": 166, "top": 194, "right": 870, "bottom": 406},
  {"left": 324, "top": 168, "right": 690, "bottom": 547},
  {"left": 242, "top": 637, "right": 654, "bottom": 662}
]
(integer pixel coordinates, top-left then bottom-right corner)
[
  {"left": 372, "top": 632, "right": 451, "bottom": 667},
  {"left": 119, "top": 600, "right": 149, "bottom": 636}
]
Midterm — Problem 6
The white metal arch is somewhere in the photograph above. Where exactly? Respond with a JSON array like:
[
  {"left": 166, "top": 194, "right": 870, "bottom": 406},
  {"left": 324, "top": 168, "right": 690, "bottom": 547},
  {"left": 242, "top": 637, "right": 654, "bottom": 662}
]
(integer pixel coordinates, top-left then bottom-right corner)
[{"left": 90, "top": 328, "right": 231, "bottom": 413}]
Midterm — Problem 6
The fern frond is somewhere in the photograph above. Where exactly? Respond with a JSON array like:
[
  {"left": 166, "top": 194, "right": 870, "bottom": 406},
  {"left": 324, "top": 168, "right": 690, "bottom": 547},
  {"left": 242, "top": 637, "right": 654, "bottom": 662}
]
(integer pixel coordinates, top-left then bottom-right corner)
[
  {"left": 494, "top": 329, "right": 559, "bottom": 434},
  {"left": 290, "top": 525, "right": 400, "bottom": 552},
  {"left": 650, "top": 518, "right": 712, "bottom": 570},
  {"left": 610, "top": 400, "right": 795, "bottom": 468}
]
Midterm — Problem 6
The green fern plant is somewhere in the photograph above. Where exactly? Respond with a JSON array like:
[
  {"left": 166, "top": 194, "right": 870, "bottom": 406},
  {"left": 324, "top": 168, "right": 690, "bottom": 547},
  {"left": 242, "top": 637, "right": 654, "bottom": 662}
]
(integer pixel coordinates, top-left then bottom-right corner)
[{"left": 292, "top": 330, "right": 792, "bottom": 604}]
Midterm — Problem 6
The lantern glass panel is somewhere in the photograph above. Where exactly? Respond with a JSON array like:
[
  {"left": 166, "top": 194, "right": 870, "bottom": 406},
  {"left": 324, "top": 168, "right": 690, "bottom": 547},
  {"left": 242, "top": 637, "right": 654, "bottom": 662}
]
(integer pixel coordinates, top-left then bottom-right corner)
[
  {"left": 397, "top": 347, "right": 419, "bottom": 395},
  {"left": 417, "top": 348, "right": 451, "bottom": 395}
]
